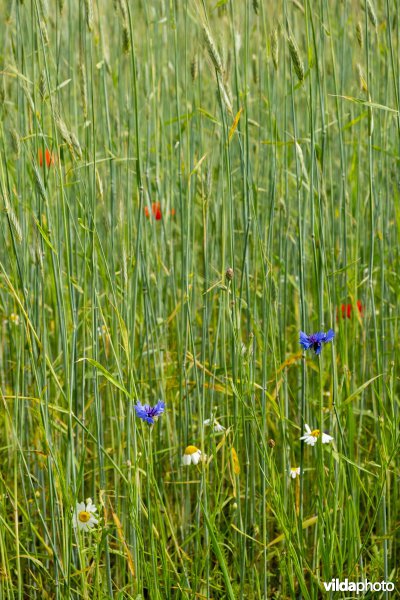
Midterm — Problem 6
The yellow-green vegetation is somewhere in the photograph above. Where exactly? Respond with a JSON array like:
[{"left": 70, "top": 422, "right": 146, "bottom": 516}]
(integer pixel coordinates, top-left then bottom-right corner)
[{"left": 0, "top": 0, "right": 398, "bottom": 598}]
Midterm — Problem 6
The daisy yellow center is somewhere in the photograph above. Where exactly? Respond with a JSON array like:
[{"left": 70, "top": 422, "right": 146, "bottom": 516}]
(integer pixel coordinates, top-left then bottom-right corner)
[
  {"left": 311, "top": 429, "right": 320, "bottom": 438},
  {"left": 184, "top": 445, "right": 199, "bottom": 455},
  {"left": 78, "top": 510, "right": 91, "bottom": 523}
]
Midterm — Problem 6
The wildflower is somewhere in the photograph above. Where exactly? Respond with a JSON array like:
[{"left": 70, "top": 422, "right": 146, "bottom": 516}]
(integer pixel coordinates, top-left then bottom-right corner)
[
  {"left": 9, "top": 313, "right": 20, "bottom": 325},
  {"left": 134, "top": 399, "right": 165, "bottom": 424},
  {"left": 300, "top": 424, "right": 333, "bottom": 446},
  {"left": 299, "top": 329, "right": 335, "bottom": 355},
  {"left": 144, "top": 202, "right": 162, "bottom": 221},
  {"left": 340, "top": 304, "right": 352, "bottom": 319},
  {"left": 290, "top": 466, "right": 301, "bottom": 479},
  {"left": 38, "top": 148, "right": 56, "bottom": 168},
  {"left": 204, "top": 418, "right": 225, "bottom": 433},
  {"left": 3, "top": 312, "right": 21, "bottom": 326},
  {"left": 73, "top": 498, "right": 98, "bottom": 532},
  {"left": 338, "top": 301, "right": 364, "bottom": 320},
  {"left": 182, "top": 445, "right": 205, "bottom": 466},
  {"left": 97, "top": 324, "right": 107, "bottom": 337},
  {"left": 268, "top": 438, "right": 276, "bottom": 448}
]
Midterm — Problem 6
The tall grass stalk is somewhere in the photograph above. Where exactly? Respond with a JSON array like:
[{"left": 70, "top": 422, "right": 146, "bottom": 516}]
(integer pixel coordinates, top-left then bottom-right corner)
[{"left": 0, "top": 1, "right": 398, "bottom": 598}]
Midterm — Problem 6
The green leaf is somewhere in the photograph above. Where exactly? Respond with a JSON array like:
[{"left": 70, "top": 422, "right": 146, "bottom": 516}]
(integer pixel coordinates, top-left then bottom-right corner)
[
  {"left": 202, "top": 504, "right": 236, "bottom": 600},
  {"left": 340, "top": 375, "right": 382, "bottom": 407},
  {"left": 77, "top": 358, "right": 130, "bottom": 397}
]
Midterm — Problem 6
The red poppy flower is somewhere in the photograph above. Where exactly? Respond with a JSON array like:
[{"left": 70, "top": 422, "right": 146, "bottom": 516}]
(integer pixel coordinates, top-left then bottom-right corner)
[
  {"left": 341, "top": 304, "right": 352, "bottom": 319},
  {"left": 153, "top": 203, "right": 162, "bottom": 220},
  {"left": 144, "top": 202, "right": 162, "bottom": 220},
  {"left": 337, "top": 301, "right": 364, "bottom": 321},
  {"left": 144, "top": 203, "right": 176, "bottom": 220},
  {"left": 38, "top": 148, "right": 57, "bottom": 168}
]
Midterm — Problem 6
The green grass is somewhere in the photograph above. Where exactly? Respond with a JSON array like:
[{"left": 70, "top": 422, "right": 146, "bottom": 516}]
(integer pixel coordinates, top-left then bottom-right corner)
[{"left": 0, "top": 0, "right": 399, "bottom": 598}]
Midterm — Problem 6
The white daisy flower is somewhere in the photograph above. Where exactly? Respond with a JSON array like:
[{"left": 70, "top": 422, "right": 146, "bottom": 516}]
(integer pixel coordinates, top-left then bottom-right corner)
[
  {"left": 182, "top": 445, "right": 205, "bottom": 466},
  {"left": 73, "top": 498, "right": 99, "bottom": 532},
  {"left": 321, "top": 431, "right": 334, "bottom": 444},
  {"left": 204, "top": 418, "right": 225, "bottom": 433},
  {"left": 289, "top": 467, "right": 301, "bottom": 479},
  {"left": 300, "top": 424, "right": 333, "bottom": 446},
  {"left": 213, "top": 421, "right": 225, "bottom": 433}
]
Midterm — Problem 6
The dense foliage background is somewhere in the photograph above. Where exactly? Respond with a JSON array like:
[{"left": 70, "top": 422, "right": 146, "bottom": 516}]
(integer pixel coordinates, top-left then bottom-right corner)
[{"left": 0, "top": 0, "right": 398, "bottom": 598}]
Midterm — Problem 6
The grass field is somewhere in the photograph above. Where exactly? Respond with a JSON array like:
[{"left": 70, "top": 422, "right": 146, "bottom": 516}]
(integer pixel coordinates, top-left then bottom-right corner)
[{"left": 0, "top": 0, "right": 399, "bottom": 598}]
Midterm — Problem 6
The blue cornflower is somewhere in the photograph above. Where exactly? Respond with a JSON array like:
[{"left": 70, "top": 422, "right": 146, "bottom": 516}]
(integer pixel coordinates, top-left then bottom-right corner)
[
  {"left": 134, "top": 400, "right": 165, "bottom": 424},
  {"left": 299, "top": 329, "right": 335, "bottom": 355}
]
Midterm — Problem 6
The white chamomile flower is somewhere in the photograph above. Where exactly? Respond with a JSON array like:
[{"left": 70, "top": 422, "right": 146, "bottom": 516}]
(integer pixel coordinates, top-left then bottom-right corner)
[
  {"left": 73, "top": 498, "right": 99, "bottom": 532},
  {"left": 300, "top": 424, "right": 333, "bottom": 446},
  {"left": 212, "top": 420, "right": 225, "bottom": 433},
  {"left": 289, "top": 467, "right": 301, "bottom": 479},
  {"left": 182, "top": 446, "right": 205, "bottom": 466},
  {"left": 204, "top": 418, "right": 225, "bottom": 434},
  {"left": 321, "top": 431, "right": 334, "bottom": 444}
]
